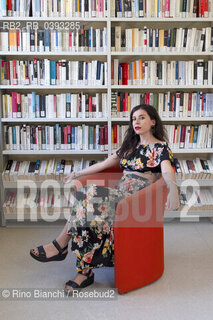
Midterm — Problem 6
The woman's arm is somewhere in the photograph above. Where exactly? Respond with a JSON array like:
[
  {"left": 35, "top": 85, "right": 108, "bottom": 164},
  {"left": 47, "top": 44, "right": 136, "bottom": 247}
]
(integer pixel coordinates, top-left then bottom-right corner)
[
  {"left": 63, "top": 152, "right": 120, "bottom": 183},
  {"left": 161, "top": 160, "right": 180, "bottom": 211}
]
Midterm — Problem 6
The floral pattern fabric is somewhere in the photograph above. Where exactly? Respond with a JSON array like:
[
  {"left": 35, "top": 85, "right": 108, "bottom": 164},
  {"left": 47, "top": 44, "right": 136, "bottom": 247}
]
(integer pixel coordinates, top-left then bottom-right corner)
[
  {"left": 117, "top": 142, "right": 175, "bottom": 173},
  {"left": 67, "top": 173, "right": 151, "bottom": 272}
]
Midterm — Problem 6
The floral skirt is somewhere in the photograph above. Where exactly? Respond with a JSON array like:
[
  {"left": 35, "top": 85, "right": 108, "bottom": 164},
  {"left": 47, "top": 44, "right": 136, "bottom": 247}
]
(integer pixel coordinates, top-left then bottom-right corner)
[{"left": 67, "top": 173, "right": 151, "bottom": 272}]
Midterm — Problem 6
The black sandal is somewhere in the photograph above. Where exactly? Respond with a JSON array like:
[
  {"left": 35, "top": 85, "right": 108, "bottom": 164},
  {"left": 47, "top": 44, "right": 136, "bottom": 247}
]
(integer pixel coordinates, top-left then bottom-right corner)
[
  {"left": 30, "top": 239, "right": 68, "bottom": 263},
  {"left": 64, "top": 269, "right": 94, "bottom": 296}
]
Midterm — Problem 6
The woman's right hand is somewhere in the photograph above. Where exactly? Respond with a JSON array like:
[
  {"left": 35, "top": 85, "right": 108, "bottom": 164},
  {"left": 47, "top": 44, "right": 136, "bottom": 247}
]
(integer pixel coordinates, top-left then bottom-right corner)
[{"left": 62, "top": 172, "right": 76, "bottom": 184}]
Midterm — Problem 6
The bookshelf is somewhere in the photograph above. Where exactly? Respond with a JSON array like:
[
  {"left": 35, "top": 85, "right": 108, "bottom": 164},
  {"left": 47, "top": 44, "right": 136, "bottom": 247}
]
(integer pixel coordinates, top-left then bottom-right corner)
[{"left": 0, "top": 0, "right": 213, "bottom": 225}]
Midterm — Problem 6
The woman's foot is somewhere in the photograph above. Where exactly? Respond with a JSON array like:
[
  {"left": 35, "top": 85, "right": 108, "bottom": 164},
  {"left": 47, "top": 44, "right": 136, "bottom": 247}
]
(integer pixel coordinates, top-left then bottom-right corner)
[
  {"left": 64, "top": 269, "right": 94, "bottom": 295},
  {"left": 30, "top": 221, "right": 71, "bottom": 259},
  {"left": 30, "top": 239, "right": 69, "bottom": 262},
  {"left": 30, "top": 239, "right": 68, "bottom": 259}
]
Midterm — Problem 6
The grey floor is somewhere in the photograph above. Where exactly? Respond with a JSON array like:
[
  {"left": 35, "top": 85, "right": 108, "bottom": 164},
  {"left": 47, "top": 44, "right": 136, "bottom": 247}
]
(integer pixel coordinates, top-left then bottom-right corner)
[{"left": 0, "top": 218, "right": 213, "bottom": 320}]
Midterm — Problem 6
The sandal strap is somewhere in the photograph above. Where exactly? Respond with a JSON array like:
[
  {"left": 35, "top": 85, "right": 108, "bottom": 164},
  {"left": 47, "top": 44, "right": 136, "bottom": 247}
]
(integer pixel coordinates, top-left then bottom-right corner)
[
  {"left": 52, "top": 239, "right": 67, "bottom": 254},
  {"left": 65, "top": 280, "right": 80, "bottom": 289},
  {"left": 37, "top": 246, "right": 46, "bottom": 257},
  {"left": 78, "top": 269, "right": 92, "bottom": 277}
]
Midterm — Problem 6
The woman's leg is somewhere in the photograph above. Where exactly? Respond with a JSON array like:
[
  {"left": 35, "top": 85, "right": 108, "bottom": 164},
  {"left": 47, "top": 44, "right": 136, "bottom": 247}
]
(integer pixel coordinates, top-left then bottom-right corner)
[
  {"left": 30, "top": 221, "right": 71, "bottom": 258},
  {"left": 64, "top": 183, "right": 125, "bottom": 293}
]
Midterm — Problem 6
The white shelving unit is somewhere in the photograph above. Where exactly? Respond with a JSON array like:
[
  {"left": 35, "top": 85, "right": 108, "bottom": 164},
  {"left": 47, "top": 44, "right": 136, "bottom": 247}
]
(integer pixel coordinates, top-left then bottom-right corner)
[
  {"left": 109, "top": 5, "right": 213, "bottom": 223},
  {"left": 0, "top": 1, "right": 213, "bottom": 225}
]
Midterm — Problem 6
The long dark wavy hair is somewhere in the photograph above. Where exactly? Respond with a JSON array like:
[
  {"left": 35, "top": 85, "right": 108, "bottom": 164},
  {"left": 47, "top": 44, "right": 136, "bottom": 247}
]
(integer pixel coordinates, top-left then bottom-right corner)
[{"left": 117, "top": 104, "right": 168, "bottom": 158}]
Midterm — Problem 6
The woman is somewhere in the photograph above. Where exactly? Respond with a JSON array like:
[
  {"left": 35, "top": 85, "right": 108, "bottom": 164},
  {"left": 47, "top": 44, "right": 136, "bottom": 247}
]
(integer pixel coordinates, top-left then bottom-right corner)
[{"left": 30, "top": 104, "right": 180, "bottom": 294}]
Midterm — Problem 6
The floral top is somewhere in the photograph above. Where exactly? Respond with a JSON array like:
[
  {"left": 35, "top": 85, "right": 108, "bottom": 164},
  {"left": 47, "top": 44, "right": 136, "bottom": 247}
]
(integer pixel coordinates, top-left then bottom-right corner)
[{"left": 116, "top": 142, "right": 175, "bottom": 173}]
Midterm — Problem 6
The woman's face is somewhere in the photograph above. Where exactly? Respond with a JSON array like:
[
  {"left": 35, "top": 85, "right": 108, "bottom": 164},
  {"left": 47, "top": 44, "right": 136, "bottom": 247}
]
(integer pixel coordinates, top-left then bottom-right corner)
[{"left": 132, "top": 109, "right": 156, "bottom": 135}]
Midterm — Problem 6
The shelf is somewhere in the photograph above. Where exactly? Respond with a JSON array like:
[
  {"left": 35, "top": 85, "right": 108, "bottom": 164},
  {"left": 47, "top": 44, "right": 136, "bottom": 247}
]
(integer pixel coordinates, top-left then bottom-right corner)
[
  {"left": 176, "top": 179, "right": 213, "bottom": 187},
  {"left": 0, "top": 52, "right": 107, "bottom": 57},
  {"left": 0, "top": 17, "right": 108, "bottom": 21},
  {"left": 2, "top": 150, "right": 108, "bottom": 155},
  {"left": 111, "top": 117, "right": 213, "bottom": 122},
  {"left": 3, "top": 51, "right": 212, "bottom": 57},
  {"left": 0, "top": 85, "right": 107, "bottom": 90},
  {"left": 171, "top": 149, "right": 213, "bottom": 154},
  {"left": 111, "top": 51, "right": 213, "bottom": 56},
  {"left": 164, "top": 210, "right": 213, "bottom": 219},
  {"left": 111, "top": 149, "right": 213, "bottom": 154},
  {"left": 5, "top": 149, "right": 212, "bottom": 155},
  {"left": 3, "top": 179, "right": 213, "bottom": 189},
  {"left": 111, "top": 18, "right": 213, "bottom": 22},
  {"left": 111, "top": 85, "right": 213, "bottom": 90},
  {"left": 1, "top": 17, "right": 213, "bottom": 22},
  {"left": 1, "top": 85, "right": 211, "bottom": 90},
  {"left": 1, "top": 118, "right": 109, "bottom": 123},
  {"left": 161, "top": 118, "right": 213, "bottom": 122},
  {"left": 4, "top": 212, "right": 70, "bottom": 221},
  {"left": 3, "top": 181, "right": 67, "bottom": 188},
  {"left": 3, "top": 210, "right": 213, "bottom": 221}
]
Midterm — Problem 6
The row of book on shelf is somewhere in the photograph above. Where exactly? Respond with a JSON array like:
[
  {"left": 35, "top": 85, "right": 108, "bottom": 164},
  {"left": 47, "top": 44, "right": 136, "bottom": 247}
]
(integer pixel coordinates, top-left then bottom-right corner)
[
  {"left": 2, "top": 157, "right": 213, "bottom": 181},
  {"left": 0, "top": 26, "right": 108, "bottom": 53},
  {"left": 3, "top": 187, "right": 213, "bottom": 214},
  {"left": 1, "top": 91, "right": 213, "bottom": 119},
  {"left": 111, "top": 59, "right": 213, "bottom": 86},
  {"left": 178, "top": 188, "right": 213, "bottom": 210},
  {"left": 111, "top": 92, "right": 213, "bottom": 118},
  {"left": 1, "top": 58, "right": 213, "bottom": 87},
  {"left": 3, "top": 123, "right": 213, "bottom": 151},
  {"left": 111, "top": 0, "right": 213, "bottom": 18},
  {"left": 3, "top": 191, "right": 75, "bottom": 214},
  {"left": 173, "top": 157, "right": 213, "bottom": 179},
  {"left": 1, "top": 0, "right": 213, "bottom": 18},
  {"left": 2, "top": 25, "right": 213, "bottom": 53},
  {"left": 111, "top": 124, "right": 213, "bottom": 150},
  {"left": 165, "top": 124, "right": 213, "bottom": 149},
  {"left": 2, "top": 92, "right": 108, "bottom": 119},
  {"left": 0, "top": 59, "right": 107, "bottom": 86},
  {"left": 3, "top": 124, "right": 109, "bottom": 151},
  {"left": 0, "top": 0, "right": 108, "bottom": 17},
  {"left": 111, "top": 26, "right": 213, "bottom": 52},
  {"left": 2, "top": 158, "right": 99, "bottom": 181}
]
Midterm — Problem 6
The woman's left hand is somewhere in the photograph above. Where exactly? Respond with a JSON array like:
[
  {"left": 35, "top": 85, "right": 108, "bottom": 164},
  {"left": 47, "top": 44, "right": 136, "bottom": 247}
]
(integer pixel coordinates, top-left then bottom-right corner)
[{"left": 165, "top": 190, "right": 180, "bottom": 211}]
